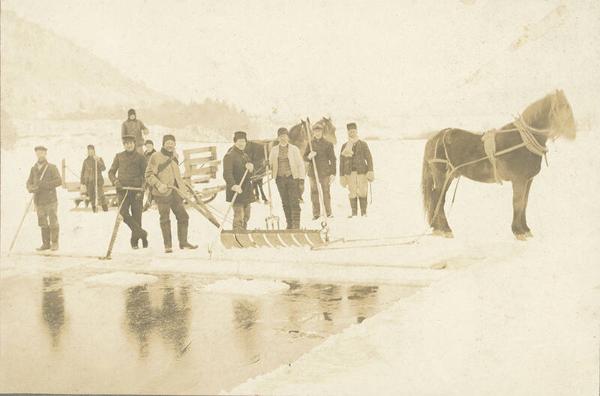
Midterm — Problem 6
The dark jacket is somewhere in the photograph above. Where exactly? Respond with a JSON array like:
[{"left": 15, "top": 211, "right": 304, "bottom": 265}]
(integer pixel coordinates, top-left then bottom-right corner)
[
  {"left": 339, "top": 140, "right": 373, "bottom": 176},
  {"left": 121, "top": 119, "right": 148, "bottom": 146},
  {"left": 80, "top": 156, "right": 106, "bottom": 185},
  {"left": 108, "top": 150, "right": 147, "bottom": 188},
  {"left": 223, "top": 146, "right": 255, "bottom": 205},
  {"left": 303, "top": 138, "right": 336, "bottom": 178},
  {"left": 26, "top": 161, "right": 62, "bottom": 206}
]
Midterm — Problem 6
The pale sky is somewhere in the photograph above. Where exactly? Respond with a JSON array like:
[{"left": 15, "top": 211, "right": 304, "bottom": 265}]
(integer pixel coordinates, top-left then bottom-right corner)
[{"left": 2, "top": 0, "right": 589, "bottom": 122}]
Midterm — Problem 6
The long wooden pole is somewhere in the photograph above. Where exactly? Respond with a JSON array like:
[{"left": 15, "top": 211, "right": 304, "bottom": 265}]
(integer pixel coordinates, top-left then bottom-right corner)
[{"left": 9, "top": 165, "right": 49, "bottom": 254}]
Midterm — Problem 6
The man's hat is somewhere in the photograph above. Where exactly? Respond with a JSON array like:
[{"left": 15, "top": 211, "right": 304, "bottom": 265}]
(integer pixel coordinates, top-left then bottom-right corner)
[
  {"left": 34, "top": 145, "right": 47, "bottom": 152},
  {"left": 87, "top": 144, "right": 95, "bottom": 150},
  {"left": 346, "top": 122, "right": 357, "bottom": 131},
  {"left": 122, "top": 134, "right": 135, "bottom": 143},
  {"left": 233, "top": 131, "right": 247, "bottom": 142},
  {"left": 145, "top": 139, "right": 154, "bottom": 145},
  {"left": 163, "top": 134, "right": 176, "bottom": 145},
  {"left": 277, "top": 127, "right": 289, "bottom": 136},
  {"left": 313, "top": 123, "right": 324, "bottom": 131},
  {"left": 128, "top": 108, "right": 136, "bottom": 116}
]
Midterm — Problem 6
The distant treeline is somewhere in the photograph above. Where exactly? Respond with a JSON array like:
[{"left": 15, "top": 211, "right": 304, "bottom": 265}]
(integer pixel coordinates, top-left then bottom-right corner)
[{"left": 57, "top": 99, "right": 257, "bottom": 139}]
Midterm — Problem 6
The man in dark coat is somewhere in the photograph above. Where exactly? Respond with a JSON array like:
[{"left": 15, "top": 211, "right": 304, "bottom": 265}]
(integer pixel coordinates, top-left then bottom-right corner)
[
  {"left": 26, "top": 146, "right": 63, "bottom": 251},
  {"left": 109, "top": 134, "right": 148, "bottom": 249},
  {"left": 223, "top": 131, "right": 255, "bottom": 231},
  {"left": 339, "top": 122, "right": 374, "bottom": 217},
  {"left": 80, "top": 144, "right": 108, "bottom": 212},
  {"left": 145, "top": 134, "right": 198, "bottom": 253},
  {"left": 303, "top": 123, "right": 337, "bottom": 219},
  {"left": 121, "top": 109, "right": 149, "bottom": 154}
]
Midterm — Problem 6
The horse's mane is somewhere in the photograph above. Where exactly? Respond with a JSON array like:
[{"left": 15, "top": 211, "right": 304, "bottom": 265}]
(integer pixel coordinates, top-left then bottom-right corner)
[{"left": 521, "top": 92, "right": 554, "bottom": 124}]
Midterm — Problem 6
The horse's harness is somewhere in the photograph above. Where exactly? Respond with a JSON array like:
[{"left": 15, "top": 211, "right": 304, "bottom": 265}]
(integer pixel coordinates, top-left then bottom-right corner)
[
  {"left": 429, "top": 116, "right": 550, "bottom": 183},
  {"left": 428, "top": 116, "right": 552, "bottom": 222}
]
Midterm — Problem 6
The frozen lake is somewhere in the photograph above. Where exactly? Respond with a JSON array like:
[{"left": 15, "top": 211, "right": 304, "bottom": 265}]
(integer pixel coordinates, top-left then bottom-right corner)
[{"left": 0, "top": 268, "right": 420, "bottom": 394}]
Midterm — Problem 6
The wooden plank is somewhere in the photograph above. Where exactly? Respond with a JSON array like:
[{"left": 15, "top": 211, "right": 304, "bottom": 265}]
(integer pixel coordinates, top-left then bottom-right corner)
[
  {"left": 183, "top": 147, "right": 215, "bottom": 156},
  {"left": 190, "top": 175, "right": 212, "bottom": 184},
  {"left": 189, "top": 167, "right": 217, "bottom": 178},
  {"left": 187, "top": 158, "right": 220, "bottom": 166}
]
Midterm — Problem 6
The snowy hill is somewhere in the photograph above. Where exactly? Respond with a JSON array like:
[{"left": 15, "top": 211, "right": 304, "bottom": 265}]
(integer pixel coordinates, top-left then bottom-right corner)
[{"left": 0, "top": 10, "right": 171, "bottom": 118}]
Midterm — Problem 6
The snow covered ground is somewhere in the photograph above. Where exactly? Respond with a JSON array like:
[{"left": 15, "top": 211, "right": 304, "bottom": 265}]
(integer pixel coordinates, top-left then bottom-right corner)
[{"left": 1, "top": 119, "right": 599, "bottom": 394}]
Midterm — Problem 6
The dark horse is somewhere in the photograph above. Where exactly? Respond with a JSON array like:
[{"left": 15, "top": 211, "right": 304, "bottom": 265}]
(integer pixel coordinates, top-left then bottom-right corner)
[
  {"left": 246, "top": 117, "right": 337, "bottom": 202},
  {"left": 421, "top": 90, "right": 575, "bottom": 240}
]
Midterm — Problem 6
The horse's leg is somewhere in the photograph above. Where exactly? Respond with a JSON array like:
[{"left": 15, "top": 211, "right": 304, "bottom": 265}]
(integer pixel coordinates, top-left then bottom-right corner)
[
  {"left": 432, "top": 172, "right": 454, "bottom": 238},
  {"left": 521, "top": 178, "right": 533, "bottom": 237},
  {"left": 511, "top": 179, "right": 528, "bottom": 240}
]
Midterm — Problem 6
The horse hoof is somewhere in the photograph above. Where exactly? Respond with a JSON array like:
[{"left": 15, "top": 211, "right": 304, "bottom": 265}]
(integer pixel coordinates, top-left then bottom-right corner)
[{"left": 515, "top": 234, "right": 527, "bottom": 241}]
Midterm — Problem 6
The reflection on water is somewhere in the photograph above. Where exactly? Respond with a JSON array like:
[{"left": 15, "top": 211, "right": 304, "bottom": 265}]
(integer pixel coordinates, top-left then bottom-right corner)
[
  {"left": 41, "top": 276, "right": 65, "bottom": 348},
  {"left": 124, "top": 276, "right": 191, "bottom": 359},
  {"left": 348, "top": 285, "right": 379, "bottom": 323},
  {"left": 1, "top": 272, "right": 417, "bottom": 394}
]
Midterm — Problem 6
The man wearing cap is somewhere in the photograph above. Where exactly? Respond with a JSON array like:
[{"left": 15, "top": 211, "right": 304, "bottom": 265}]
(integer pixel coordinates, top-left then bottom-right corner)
[
  {"left": 145, "top": 134, "right": 198, "bottom": 253},
  {"left": 339, "top": 122, "right": 374, "bottom": 217},
  {"left": 26, "top": 146, "right": 63, "bottom": 251},
  {"left": 121, "top": 109, "right": 149, "bottom": 155},
  {"left": 269, "top": 127, "right": 305, "bottom": 229},
  {"left": 303, "top": 123, "right": 337, "bottom": 219},
  {"left": 223, "top": 131, "right": 255, "bottom": 231},
  {"left": 143, "top": 139, "right": 156, "bottom": 160},
  {"left": 80, "top": 144, "right": 108, "bottom": 212},
  {"left": 109, "top": 134, "right": 148, "bottom": 249}
]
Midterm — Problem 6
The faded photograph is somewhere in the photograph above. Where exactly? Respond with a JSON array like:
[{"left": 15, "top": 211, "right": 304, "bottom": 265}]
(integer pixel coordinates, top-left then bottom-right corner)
[{"left": 1, "top": 0, "right": 599, "bottom": 395}]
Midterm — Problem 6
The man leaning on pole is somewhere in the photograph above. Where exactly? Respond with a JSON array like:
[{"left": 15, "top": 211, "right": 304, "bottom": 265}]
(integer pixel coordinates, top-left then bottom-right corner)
[
  {"left": 108, "top": 134, "right": 148, "bottom": 249},
  {"left": 26, "top": 146, "right": 63, "bottom": 251}
]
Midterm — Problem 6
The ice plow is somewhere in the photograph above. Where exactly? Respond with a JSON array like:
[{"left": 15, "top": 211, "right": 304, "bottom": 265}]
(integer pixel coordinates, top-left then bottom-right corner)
[{"left": 209, "top": 119, "right": 331, "bottom": 253}]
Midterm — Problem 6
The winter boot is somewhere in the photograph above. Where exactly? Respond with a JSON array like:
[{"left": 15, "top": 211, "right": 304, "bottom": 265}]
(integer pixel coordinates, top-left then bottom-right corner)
[
  {"left": 140, "top": 229, "right": 148, "bottom": 248},
  {"left": 130, "top": 234, "right": 139, "bottom": 249},
  {"left": 50, "top": 226, "right": 59, "bottom": 251},
  {"left": 160, "top": 221, "right": 173, "bottom": 253},
  {"left": 178, "top": 221, "right": 198, "bottom": 250},
  {"left": 37, "top": 227, "right": 51, "bottom": 251},
  {"left": 101, "top": 203, "right": 109, "bottom": 212},
  {"left": 348, "top": 198, "right": 358, "bottom": 218},
  {"left": 359, "top": 197, "right": 368, "bottom": 216}
]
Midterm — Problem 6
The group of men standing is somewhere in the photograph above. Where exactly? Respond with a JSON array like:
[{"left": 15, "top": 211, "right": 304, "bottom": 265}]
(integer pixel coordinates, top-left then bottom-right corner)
[
  {"left": 25, "top": 109, "right": 374, "bottom": 253},
  {"left": 223, "top": 122, "right": 374, "bottom": 231},
  {"left": 27, "top": 109, "right": 197, "bottom": 253}
]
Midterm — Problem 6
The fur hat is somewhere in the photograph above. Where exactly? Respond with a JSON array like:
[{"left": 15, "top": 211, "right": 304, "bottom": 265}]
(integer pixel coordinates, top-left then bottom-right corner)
[
  {"left": 277, "top": 127, "right": 289, "bottom": 136},
  {"left": 34, "top": 145, "right": 47, "bottom": 152},
  {"left": 233, "top": 131, "right": 247, "bottom": 142},
  {"left": 145, "top": 139, "right": 154, "bottom": 146},
  {"left": 128, "top": 108, "right": 136, "bottom": 117},
  {"left": 122, "top": 134, "right": 135, "bottom": 143},
  {"left": 162, "top": 134, "right": 176, "bottom": 145},
  {"left": 346, "top": 122, "right": 357, "bottom": 131},
  {"left": 87, "top": 144, "right": 95, "bottom": 150},
  {"left": 313, "top": 123, "right": 324, "bottom": 131}
]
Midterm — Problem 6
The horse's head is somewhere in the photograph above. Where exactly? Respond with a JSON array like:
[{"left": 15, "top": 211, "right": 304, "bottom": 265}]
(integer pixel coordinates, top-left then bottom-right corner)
[
  {"left": 550, "top": 89, "right": 576, "bottom": 140},
  {"left": 521, "top": 90, "right": 576, "bottom": 140},
  {"left": 315, "top": 117, "right": 337, "bottom": 145}
]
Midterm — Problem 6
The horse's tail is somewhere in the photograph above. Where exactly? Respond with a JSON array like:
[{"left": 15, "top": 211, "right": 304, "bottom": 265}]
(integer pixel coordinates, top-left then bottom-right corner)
[{"left": 421, "top": 135, "right": 437, "bottom": 226}]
